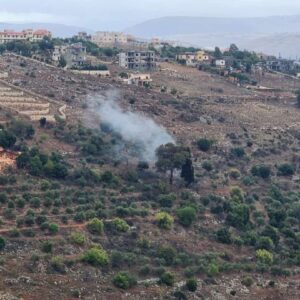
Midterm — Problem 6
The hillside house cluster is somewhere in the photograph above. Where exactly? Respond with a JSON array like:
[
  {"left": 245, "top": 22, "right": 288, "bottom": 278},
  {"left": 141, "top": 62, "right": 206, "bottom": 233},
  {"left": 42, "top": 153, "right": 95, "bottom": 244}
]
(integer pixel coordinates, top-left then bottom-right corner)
[
  {"left": 176, "top": 50, "right": 211, "bottom": 66},
  {"left": 52, "top": 42, "right": 87, "bottom": 68},
  {"left": 0, "top": 29, "right": 52, "bottom": 44},
  {"left": 119, "top": 50, "right": 156, "bottom": 71}
]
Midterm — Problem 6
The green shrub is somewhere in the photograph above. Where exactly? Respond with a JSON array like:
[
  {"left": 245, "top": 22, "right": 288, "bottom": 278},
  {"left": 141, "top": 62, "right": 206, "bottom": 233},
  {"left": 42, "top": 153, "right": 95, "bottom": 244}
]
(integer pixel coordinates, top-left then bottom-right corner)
[
  {"left": 155, "top": 212, "right": 174, "bottom": 230},
  {"left": 0, "top": 193, "right": 8, "bottom": 204},
  {"left": 206, "top": 262, "right": 219, "bottom": 277},
  {"left": 256, "top": 249, "right": 273, "bottom": 265},
  {"left": 40, "top": 180, "right": 50, "bottom": 191},
  {"left": 160, "top": 271, "right": 175, "bottom": 286},
  {"left": 0, "top": 236, "right": 5, "bottom": 250},
  {"left": 41, "top": 240, "right": 53, "bottom": 253},
  {"left": 242, "top": 176, "right": 255, "bottom": 186},
  {"left": 9, "top": 228, "right": 20, "bottom": 238},
  {"left": 70, "top": 232, "right": 86, "bottom": 246},
  {"left": 256, "top": 236, "right": 274, "bottom": 250},
  {"left": 270, "top": 266, "right": 292, "bottom": 276},
  {"left": 230, "top": 147, "right": 245, "bottom": 158},
  {"left": 277, "top": 163, "right": 295, "bottom": 176},
  {"left": 30, "top": 197, "right": 41, "bottom": 208},
  {"left": 112, "top": 272, "right": 137, "bottom": 289},
  {"left": 176, "top": 206, "right": 196, "bottom": 227},
  {"left": 227, "top": 203, "right": 250, "bottom": 228},
  {"left": 139, "top": 264, "right": 151, "bottom": 276},
  {"left": 229, "top": 168, "right": 241, "bottom": 179},
  {"left": 23, "top": 228, "right": 35, "bottom": 237},
  {"left": 159, "top": 193, "right": 176, "bottom": 208},
  {"left": 81, "top": 247, "right": 109, "bottom": 266},
  {"left": 137, "top": 238, "right": 151, "bottom": 249},
  {"left": 171, "top": 88, "right": 177, "bottom": 95},
  {"left": 87, "top": 218, "right": 104, "bottom": 235},
  {"left": 202, "top": 161, "right": 213, "bottom": 172},
  {"left": 186, "top": 278, "right": 197, "bottom": 292},
  {"left": 51, "top": 256, "right": 66, "bottom": 273},
  {"left": 261, "top": 225, "right": 280, "bottom": 245},
  {"left": 251, "top": 165, "right": 271, "bottom": 179},
  {"left": 0, "top": 130, "right": 16, "bottom": 148},
  {"left": 158, "top": 246, "right": 176, "bottom": 266},
  {"left": 241, "top": 276, "right": 254, "bottom": 287},
  {"left": 230, "top": 186, "right": 245, "bottom": 202},
  {"left": 36, "top": 215, "right": 48, "bottom": 226},
  {"left": 216, "top": 227, "right": 232, "bottom": 244},
  {"left": 111, "top": 218, "right": 130, "bottom": 232},
  {"left": 111, "top": 251, "right": 134, "bottom": 268},
  {"left": 48, "top": 223, "right": 59, "bottom": 234},
  {"left": 196, "top": 138, "right": 213, "bottom": 152}
]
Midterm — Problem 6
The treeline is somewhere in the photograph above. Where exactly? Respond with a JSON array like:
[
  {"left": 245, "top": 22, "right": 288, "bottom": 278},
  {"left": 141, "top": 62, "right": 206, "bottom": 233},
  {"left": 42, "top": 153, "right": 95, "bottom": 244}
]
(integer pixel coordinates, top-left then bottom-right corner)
[
  {"left": 0, "top": 36, "right": 119, "bottom": 59},
  {"left": 0, "top": 37, "right": 55, "bottom": 57}
]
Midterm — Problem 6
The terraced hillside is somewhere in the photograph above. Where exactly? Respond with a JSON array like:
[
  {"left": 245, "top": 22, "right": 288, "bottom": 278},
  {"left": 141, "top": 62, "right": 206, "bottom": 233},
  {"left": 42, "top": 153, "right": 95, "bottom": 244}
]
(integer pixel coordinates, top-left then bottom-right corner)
[
  {"left": 0, "top": 53, "right": 299, "bottom": 300},
  {"left": 0, "top": 83, "right": 58, "bottom": 122}
]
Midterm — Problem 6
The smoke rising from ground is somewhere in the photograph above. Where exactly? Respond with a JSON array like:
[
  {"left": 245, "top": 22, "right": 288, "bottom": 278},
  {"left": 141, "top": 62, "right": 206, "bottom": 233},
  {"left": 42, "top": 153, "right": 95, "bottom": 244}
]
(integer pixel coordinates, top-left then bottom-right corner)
[{"left": 86, "top": 91, "right": 175, "bottom": 162}]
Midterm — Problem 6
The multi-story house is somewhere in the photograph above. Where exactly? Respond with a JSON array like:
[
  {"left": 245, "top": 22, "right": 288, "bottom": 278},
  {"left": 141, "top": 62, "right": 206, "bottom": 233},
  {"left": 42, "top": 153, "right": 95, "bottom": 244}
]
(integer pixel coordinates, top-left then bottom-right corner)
[
  {"left": 119, "top": 51, "right": 156, "bottom": 71},
  {"left": 195, "top": 50, "right": 211, "bottom": 63},
  {"left": 92, "top": 31, "right": 128, "bottom": 47},
  {"left": 52, "top": 43, "right": 87, "bottom": 68}
]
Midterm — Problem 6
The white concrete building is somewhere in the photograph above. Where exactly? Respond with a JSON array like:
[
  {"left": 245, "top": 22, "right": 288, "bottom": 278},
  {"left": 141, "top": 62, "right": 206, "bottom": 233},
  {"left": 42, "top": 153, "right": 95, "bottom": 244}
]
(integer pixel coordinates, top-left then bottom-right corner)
[
  {"left": 92, "top": 31, "right": 128, "bottom": 47},
  {"left": 215, "top": 59, "right": 226, "bottom": 68}
]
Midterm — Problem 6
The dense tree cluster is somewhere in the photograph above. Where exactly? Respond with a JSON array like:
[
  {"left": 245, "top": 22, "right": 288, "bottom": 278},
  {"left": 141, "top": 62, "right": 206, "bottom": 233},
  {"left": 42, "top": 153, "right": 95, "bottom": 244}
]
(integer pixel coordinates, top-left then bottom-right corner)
[{"left": 17, "top": 148, "right": 68, "bottom": 179}]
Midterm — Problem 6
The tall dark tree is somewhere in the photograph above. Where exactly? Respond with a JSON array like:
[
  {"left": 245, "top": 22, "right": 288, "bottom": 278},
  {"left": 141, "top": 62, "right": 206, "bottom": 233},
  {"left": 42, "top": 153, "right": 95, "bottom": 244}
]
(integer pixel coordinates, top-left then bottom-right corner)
[
  {"left": 229, "top": 43, "right": 239, "bottom": 53},
  {"left": 156, "top": 143, "right": 190, "bottom": 185},
  {"left": 295, "top": 89, "right": 300, "bottom": 107},
  {"left": 39, "top": 117, "right": 47, "bottom": 128},
  {"left": 214, "top": 47, "right": 222, "bottom": 59},
  {"left": 181, "top": 158, "right": 194, "bottom": 186}
]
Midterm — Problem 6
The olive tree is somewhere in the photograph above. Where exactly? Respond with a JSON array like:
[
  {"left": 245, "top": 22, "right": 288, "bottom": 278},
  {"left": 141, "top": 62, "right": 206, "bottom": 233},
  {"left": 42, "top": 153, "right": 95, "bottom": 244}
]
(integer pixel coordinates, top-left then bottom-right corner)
[{"left": 156, "top": 143, "right": 191, "bottom": 185}]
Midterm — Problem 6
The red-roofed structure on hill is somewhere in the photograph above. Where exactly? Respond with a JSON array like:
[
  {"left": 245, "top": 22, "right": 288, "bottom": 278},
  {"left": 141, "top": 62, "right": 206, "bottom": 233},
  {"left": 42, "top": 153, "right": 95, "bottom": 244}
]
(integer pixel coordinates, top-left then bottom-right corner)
[{"left": 0, "top": 29, "right": 52, "bottom": 44}]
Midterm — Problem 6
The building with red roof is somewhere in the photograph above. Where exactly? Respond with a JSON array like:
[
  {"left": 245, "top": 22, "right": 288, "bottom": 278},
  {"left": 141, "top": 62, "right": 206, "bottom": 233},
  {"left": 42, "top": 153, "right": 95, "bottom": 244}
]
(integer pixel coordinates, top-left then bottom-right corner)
[{"left": 0, "top": 29, "right": 52, "bottom": 44}]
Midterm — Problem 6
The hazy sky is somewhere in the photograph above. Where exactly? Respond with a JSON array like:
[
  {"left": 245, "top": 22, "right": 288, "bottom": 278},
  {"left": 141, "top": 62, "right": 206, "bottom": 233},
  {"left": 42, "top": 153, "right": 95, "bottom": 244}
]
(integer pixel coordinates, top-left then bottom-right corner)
[{"left": 1, "top": 0, "right": 300, "bottom": 30}]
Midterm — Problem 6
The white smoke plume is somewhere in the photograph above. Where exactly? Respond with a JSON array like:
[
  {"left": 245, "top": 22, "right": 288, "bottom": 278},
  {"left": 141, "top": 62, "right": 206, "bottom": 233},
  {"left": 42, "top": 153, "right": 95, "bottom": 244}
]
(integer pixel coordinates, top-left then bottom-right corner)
[{"left": 86, "top": 91, "right": 175, "bottom": 162}]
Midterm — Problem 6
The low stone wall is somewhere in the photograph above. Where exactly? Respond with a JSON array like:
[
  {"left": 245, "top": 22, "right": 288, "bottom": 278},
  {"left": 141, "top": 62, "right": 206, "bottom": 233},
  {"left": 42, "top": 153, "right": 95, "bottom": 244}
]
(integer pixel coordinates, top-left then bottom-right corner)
[
  {"left": 0, "top": 91, "right": 24, "bottom": 97},
  {"left": 20, "top": 109, "right": 50, "bottom": 116},
  {"left": 30, "top": 115, "right": 56, "bottom": 122},
  {"left": 0, "top": 97, "right": 37, "bottom": 102},
  {"left": 1, "top": 102, "right": 50, "bottom": 109},
  {"left": 0, "top": 87, "right": 11, "bottom": 91}
]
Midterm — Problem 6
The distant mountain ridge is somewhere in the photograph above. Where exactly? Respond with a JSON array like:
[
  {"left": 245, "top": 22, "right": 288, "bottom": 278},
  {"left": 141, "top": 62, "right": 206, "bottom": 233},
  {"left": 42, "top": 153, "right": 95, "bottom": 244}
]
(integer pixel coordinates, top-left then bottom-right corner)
[
  {"left": 125, "top": 16, "right": 300, "bottom": 58},
  {"left": 0, "top": 23, "right": 93, "bottom": 38},
  {"left": 125, "top": 15, "right": 300, "bottom": 37}
]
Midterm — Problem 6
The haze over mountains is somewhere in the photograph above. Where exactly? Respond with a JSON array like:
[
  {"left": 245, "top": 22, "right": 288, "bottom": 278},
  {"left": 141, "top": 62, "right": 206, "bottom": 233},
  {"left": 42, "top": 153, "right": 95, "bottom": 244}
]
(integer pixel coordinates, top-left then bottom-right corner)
[
  {"left": 2, "top": 15, "right": 300, "bottom": 58},
  {"left": 125, "top": 15, "right": 300, "bottom": 58}
]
